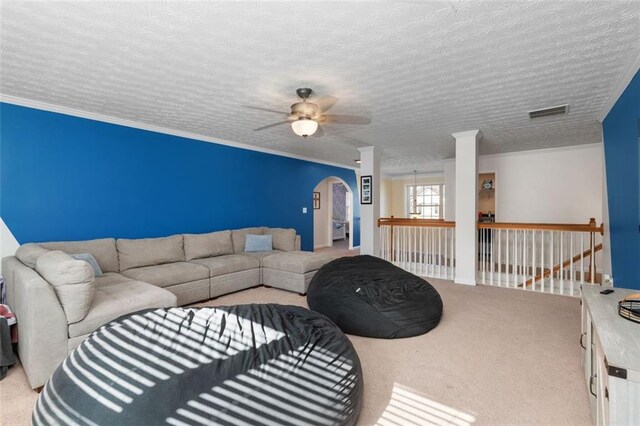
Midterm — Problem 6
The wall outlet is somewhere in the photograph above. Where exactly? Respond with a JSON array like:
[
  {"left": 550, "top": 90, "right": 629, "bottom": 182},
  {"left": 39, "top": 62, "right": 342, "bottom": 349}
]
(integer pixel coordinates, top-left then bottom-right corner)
[{"left": 302, "top": 207, "right": 307, "bottom": 214}]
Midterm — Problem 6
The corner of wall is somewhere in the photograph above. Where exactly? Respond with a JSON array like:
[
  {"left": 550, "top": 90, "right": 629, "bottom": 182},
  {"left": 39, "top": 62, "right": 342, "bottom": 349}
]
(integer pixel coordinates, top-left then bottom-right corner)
[
  {"left": 600, "top": 141, "right": 613, "bottom": 283},
  {"left": 0, "top": 217, "right": 20, "bottom": 274}
]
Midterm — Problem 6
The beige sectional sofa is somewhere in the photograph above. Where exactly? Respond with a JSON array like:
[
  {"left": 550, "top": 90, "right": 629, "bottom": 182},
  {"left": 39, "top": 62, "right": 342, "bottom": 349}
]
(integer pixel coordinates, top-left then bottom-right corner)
[{"left": 2, "top": 226, "right": 334, "bottom": 389}]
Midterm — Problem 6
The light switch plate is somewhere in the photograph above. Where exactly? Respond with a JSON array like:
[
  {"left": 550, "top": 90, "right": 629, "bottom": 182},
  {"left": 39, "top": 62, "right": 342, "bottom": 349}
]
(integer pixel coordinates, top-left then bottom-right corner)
[{"left": 302, "top": 207, "right": 307, "bottom": 214}]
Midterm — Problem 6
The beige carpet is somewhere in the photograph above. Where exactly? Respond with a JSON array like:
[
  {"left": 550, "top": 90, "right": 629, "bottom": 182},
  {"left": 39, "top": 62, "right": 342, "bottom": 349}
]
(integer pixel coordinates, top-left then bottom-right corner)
[
  {"left": 0, "top": 280, "right": 592, "bottom": 426},
  {"left": 315, "top": 239, "right": 360, "bottom": 257}
]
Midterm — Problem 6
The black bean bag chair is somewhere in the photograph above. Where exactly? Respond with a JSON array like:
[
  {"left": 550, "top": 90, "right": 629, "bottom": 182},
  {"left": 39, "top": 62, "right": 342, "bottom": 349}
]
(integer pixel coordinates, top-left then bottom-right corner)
[
  {"left": 307, "top": 255, "right": 443, "bottom": 338},
  {"left": 33, "top": 305, "right": 363, "bottom": 426}
]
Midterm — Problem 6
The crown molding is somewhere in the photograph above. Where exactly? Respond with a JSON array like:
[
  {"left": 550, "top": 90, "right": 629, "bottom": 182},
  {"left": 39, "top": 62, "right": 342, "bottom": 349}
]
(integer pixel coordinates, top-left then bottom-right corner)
[
  {"left": 478, "top": 142, "right": 602, "bottom": 161},
  {"left": 443, "top": 142, "right": 602, "bottom": 164},
  {"left": 0, "top": 94, "right": 358, "bottom": 171},
  {"left": 597, "top": 51, "right": 640, "bottom": 122}
]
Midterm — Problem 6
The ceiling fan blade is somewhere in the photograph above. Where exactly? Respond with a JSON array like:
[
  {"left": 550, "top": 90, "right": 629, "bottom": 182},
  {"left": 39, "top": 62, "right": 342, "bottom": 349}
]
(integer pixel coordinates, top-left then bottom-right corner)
[
  {"left": 243, "top": 105, "right": 287, "bottom": 115},
  {"left": 313, "top": 125, "right": 325, "bottom": 137},
  {"left": 323, "top": 114, "right": 371, "bottom": 125},
  {"left": 315, "top": 95, "right": 338, "bottom": 113},
  {"left": 253, "top": 120, "right": 290, "bottom": 131}
]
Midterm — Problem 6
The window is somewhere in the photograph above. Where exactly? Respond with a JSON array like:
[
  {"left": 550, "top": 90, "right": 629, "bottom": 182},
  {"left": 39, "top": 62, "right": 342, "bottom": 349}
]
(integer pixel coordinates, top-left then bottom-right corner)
[{"left": 406, "top": 184, "right": 445, "bottom": 219}]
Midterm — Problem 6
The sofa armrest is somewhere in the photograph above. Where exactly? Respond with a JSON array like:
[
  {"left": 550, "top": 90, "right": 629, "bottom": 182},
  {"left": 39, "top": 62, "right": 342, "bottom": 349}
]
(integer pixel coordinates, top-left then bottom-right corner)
[
  {"left": 295, "top": 235, "right": 301, "bottom": 251},
  {"left": 12, "top": 264, "right": 68, "bottom": 389},
  {"left": 2, "top": 256, "right": 22, "bottom": 308}
]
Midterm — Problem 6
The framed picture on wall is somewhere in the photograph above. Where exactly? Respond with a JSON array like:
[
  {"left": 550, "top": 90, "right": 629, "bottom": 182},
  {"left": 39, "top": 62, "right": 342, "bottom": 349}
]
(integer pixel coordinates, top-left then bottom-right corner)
[
  {"left": 313, "top": 192, "right": 321, "bottom": 209},
  {"left": 360, "top": 175, "right": 372, "bottom": 204}
]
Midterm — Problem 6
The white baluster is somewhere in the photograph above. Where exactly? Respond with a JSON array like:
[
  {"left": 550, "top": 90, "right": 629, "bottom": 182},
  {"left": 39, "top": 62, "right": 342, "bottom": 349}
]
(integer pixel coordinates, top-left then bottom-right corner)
[
  {"left": 437, "top": 227, "right": 442, "bottom": 278},
  {"left": 531, "top": 230, "right": 536, "bottom": 291},
  {"left": 580, "top": 233, "right": 585, "bottom": 286},
  {"left": 560, "top": 231, "right": 564, "bottom": 295},
  {"left": 444, "top": 227, "right": 448, "bottom": 279},
  {"left": 498, "top": 229, "right": 502, "bottom": 286},
  {"left": 549, "top": 231, "right": 555, "bottom": 293},
  {"left": 489, "top": 229, "right": 494, "bottom": 286},
  {"left": 570, "top": 232, "right": 575, "bottom": 296},
  {"left": 590, "top": 231, "right": 595, "bottom": 285},
  {"left": 541, "top": 231, "right": 545, "bottom": 293}
]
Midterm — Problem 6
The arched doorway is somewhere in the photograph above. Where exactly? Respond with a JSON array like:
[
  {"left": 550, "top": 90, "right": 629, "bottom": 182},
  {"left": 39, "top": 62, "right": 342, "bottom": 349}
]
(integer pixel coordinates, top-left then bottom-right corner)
[{"left": 312, "top": 176, "right": 354, "bottom": 251}]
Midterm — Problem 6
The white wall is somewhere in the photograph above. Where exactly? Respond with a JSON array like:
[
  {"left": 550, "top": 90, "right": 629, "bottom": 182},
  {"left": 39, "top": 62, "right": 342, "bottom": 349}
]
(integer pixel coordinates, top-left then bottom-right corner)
[
  {"left": 380, "top": 177, "right": 392, "bottom": 218},
  {"left": 1, "top": 218, "right": 20, "bottom": 275},
  {"left": 600, "top": 142, "right": 612, "bottom": 282},
  {"left": 444, "top": 143, "right": 604, "bottom": 224},
  {"left": 384, "top": 174, "right": 445, "bottom": 217},
  {"left": 444, "top": 161, "right": 455, "bottom": 221},
  {"left": 313, "top": 180, "right": 331, "bottom": 249},
  {"left": 391, "top": 175, "right": 445, "bottom": 218}
]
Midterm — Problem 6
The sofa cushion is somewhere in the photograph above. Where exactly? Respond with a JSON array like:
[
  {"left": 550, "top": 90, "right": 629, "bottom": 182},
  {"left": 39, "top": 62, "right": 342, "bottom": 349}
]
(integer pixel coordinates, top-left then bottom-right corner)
[
  {"left": 70, "top": 253, "right": 103, "bottom": 277},
  {"left": 183, "top": 230, "right": 233, "bottom": 260},
  {"left": 68, "top": 280, "right": 176, "bottom": 338},
  {"left": 231, "top": 227, "right": 264, "bottom": 253},
  {"left": 244, "top": 234, "right": 272, "bottom": 252},
  {"left": 191, "top": 254, "right": 260, "bottom": 277},
  {"left": 35, "top": 250, "right": 95, "bottom": 324},
  {"left": 15, "top": 243, "right": 50, "bottom": 268},
  {"left": 40, "top": 238, "right": 119, "bottom": 273},
  {"left": 242, "top": 250, "right": 284, "bottom": 265},
  {"left": 120, "top": 262, "right": 209, "bottom": 288},
  {"left": 117, "top": 235, "right": 185, "bottom": 271},
  {"left": 262, "top": 251, "right": 335, "bottom": 274},
  {"left": 265, "top": 228, "right": 297, "bottom": 252},
  {"left": 94, "top": 272, "right": 133, "bottom": 287}
]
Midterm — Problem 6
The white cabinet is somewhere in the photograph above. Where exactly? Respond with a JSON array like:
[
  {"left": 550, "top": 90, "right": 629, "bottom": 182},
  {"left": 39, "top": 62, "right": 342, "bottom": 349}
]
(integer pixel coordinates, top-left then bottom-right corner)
[{"left": 581, "top": 286, "right": 640, "bottom": 426}]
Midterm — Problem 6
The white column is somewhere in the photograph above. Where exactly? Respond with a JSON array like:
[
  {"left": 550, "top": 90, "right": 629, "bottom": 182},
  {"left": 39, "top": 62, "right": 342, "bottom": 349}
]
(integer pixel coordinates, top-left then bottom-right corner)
[
  {"left": 452, "top": 130, "right": 482, "bottom": 285},
  {"left": 358, "top": 146, "right": 381, "bottom": 256}
]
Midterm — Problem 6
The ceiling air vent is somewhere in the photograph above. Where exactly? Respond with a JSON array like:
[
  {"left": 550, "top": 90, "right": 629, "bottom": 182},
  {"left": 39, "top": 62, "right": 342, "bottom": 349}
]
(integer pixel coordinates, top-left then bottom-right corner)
[{"left": 528, "top": 104, "right": 569, "bottom": 119}]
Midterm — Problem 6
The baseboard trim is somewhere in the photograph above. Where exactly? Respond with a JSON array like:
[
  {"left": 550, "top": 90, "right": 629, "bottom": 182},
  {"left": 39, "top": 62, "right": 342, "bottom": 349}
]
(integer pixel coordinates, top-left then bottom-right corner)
[{"left": 454, "top": 277, "right": 476, "bottom": 286}]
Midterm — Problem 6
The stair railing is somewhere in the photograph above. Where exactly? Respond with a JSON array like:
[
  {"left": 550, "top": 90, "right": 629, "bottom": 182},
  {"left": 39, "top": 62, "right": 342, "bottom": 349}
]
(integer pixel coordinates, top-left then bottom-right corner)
[
  {"left": 477, "top": 218, "right": 604, "bottom": 296},
  {"left": 378, "top": 216, "right": 456, "bottom": 280}
]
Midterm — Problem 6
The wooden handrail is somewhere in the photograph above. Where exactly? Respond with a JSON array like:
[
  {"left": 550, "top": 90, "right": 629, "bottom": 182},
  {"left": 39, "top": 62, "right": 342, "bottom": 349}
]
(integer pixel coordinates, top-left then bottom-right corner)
[
  {"left": 478, "top": 218, "right": 603, "bottom": 234},
  {"left": 379, "top": 217, "right": 604, "bottom": 234},
  {"left": 520, "top": 243, "right": 603, "bottom": 287},
  {"left": 378, "top": 217, "right": 456, "bottom": 228}
]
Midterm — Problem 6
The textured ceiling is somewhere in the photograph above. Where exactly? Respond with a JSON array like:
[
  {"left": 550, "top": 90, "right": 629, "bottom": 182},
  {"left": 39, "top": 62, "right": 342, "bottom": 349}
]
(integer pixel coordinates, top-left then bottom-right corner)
[{"left": 1, "top": 1, "right": 639, "bottom": 174}]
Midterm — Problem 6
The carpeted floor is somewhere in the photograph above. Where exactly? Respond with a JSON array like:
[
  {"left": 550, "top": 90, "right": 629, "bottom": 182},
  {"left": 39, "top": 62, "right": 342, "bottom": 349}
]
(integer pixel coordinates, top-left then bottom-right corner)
[
  {"left": 315, "top": 239, "right": 360, "bottom": 257},
  {"left": 0, "top": 279, "right": 592, "bottom": 426}
]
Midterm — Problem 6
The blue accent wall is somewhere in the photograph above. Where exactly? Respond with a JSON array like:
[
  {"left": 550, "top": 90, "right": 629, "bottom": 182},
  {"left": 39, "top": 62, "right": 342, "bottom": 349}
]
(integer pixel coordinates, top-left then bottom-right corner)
[
  {"left": 603, "top": 70, "right": 640, "bottom": 289},
  {"left": 0, "top": 103, "right": 360, "bottom": 251}
]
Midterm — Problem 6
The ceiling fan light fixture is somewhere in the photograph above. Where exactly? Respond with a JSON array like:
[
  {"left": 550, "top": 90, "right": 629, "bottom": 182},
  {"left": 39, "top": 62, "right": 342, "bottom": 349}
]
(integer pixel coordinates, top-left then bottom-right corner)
[{"left": 291, "top": 118, "right": 318, "bottom": 138}]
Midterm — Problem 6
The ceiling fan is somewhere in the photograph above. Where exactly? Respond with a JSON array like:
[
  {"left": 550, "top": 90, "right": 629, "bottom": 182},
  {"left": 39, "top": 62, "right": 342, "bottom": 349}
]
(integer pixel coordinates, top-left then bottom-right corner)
[{"left": 247, "top": 88, "right": 371, "bottom": 138}]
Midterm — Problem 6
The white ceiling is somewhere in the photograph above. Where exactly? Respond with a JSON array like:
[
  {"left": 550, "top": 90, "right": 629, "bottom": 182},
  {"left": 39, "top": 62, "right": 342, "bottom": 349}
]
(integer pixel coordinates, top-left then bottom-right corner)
[{"left": 1, "top": 1, "right": 639, "bottom": 174}]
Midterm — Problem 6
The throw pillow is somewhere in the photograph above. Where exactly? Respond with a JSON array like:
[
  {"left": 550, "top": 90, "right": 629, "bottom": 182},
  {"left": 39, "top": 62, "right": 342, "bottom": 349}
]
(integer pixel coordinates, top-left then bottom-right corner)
[
  {"left": 244, "top": 234, "right": 273, "bottom": 252},
  {"left": 71, "top": 253, "right": 103, "bottom": 277}
]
